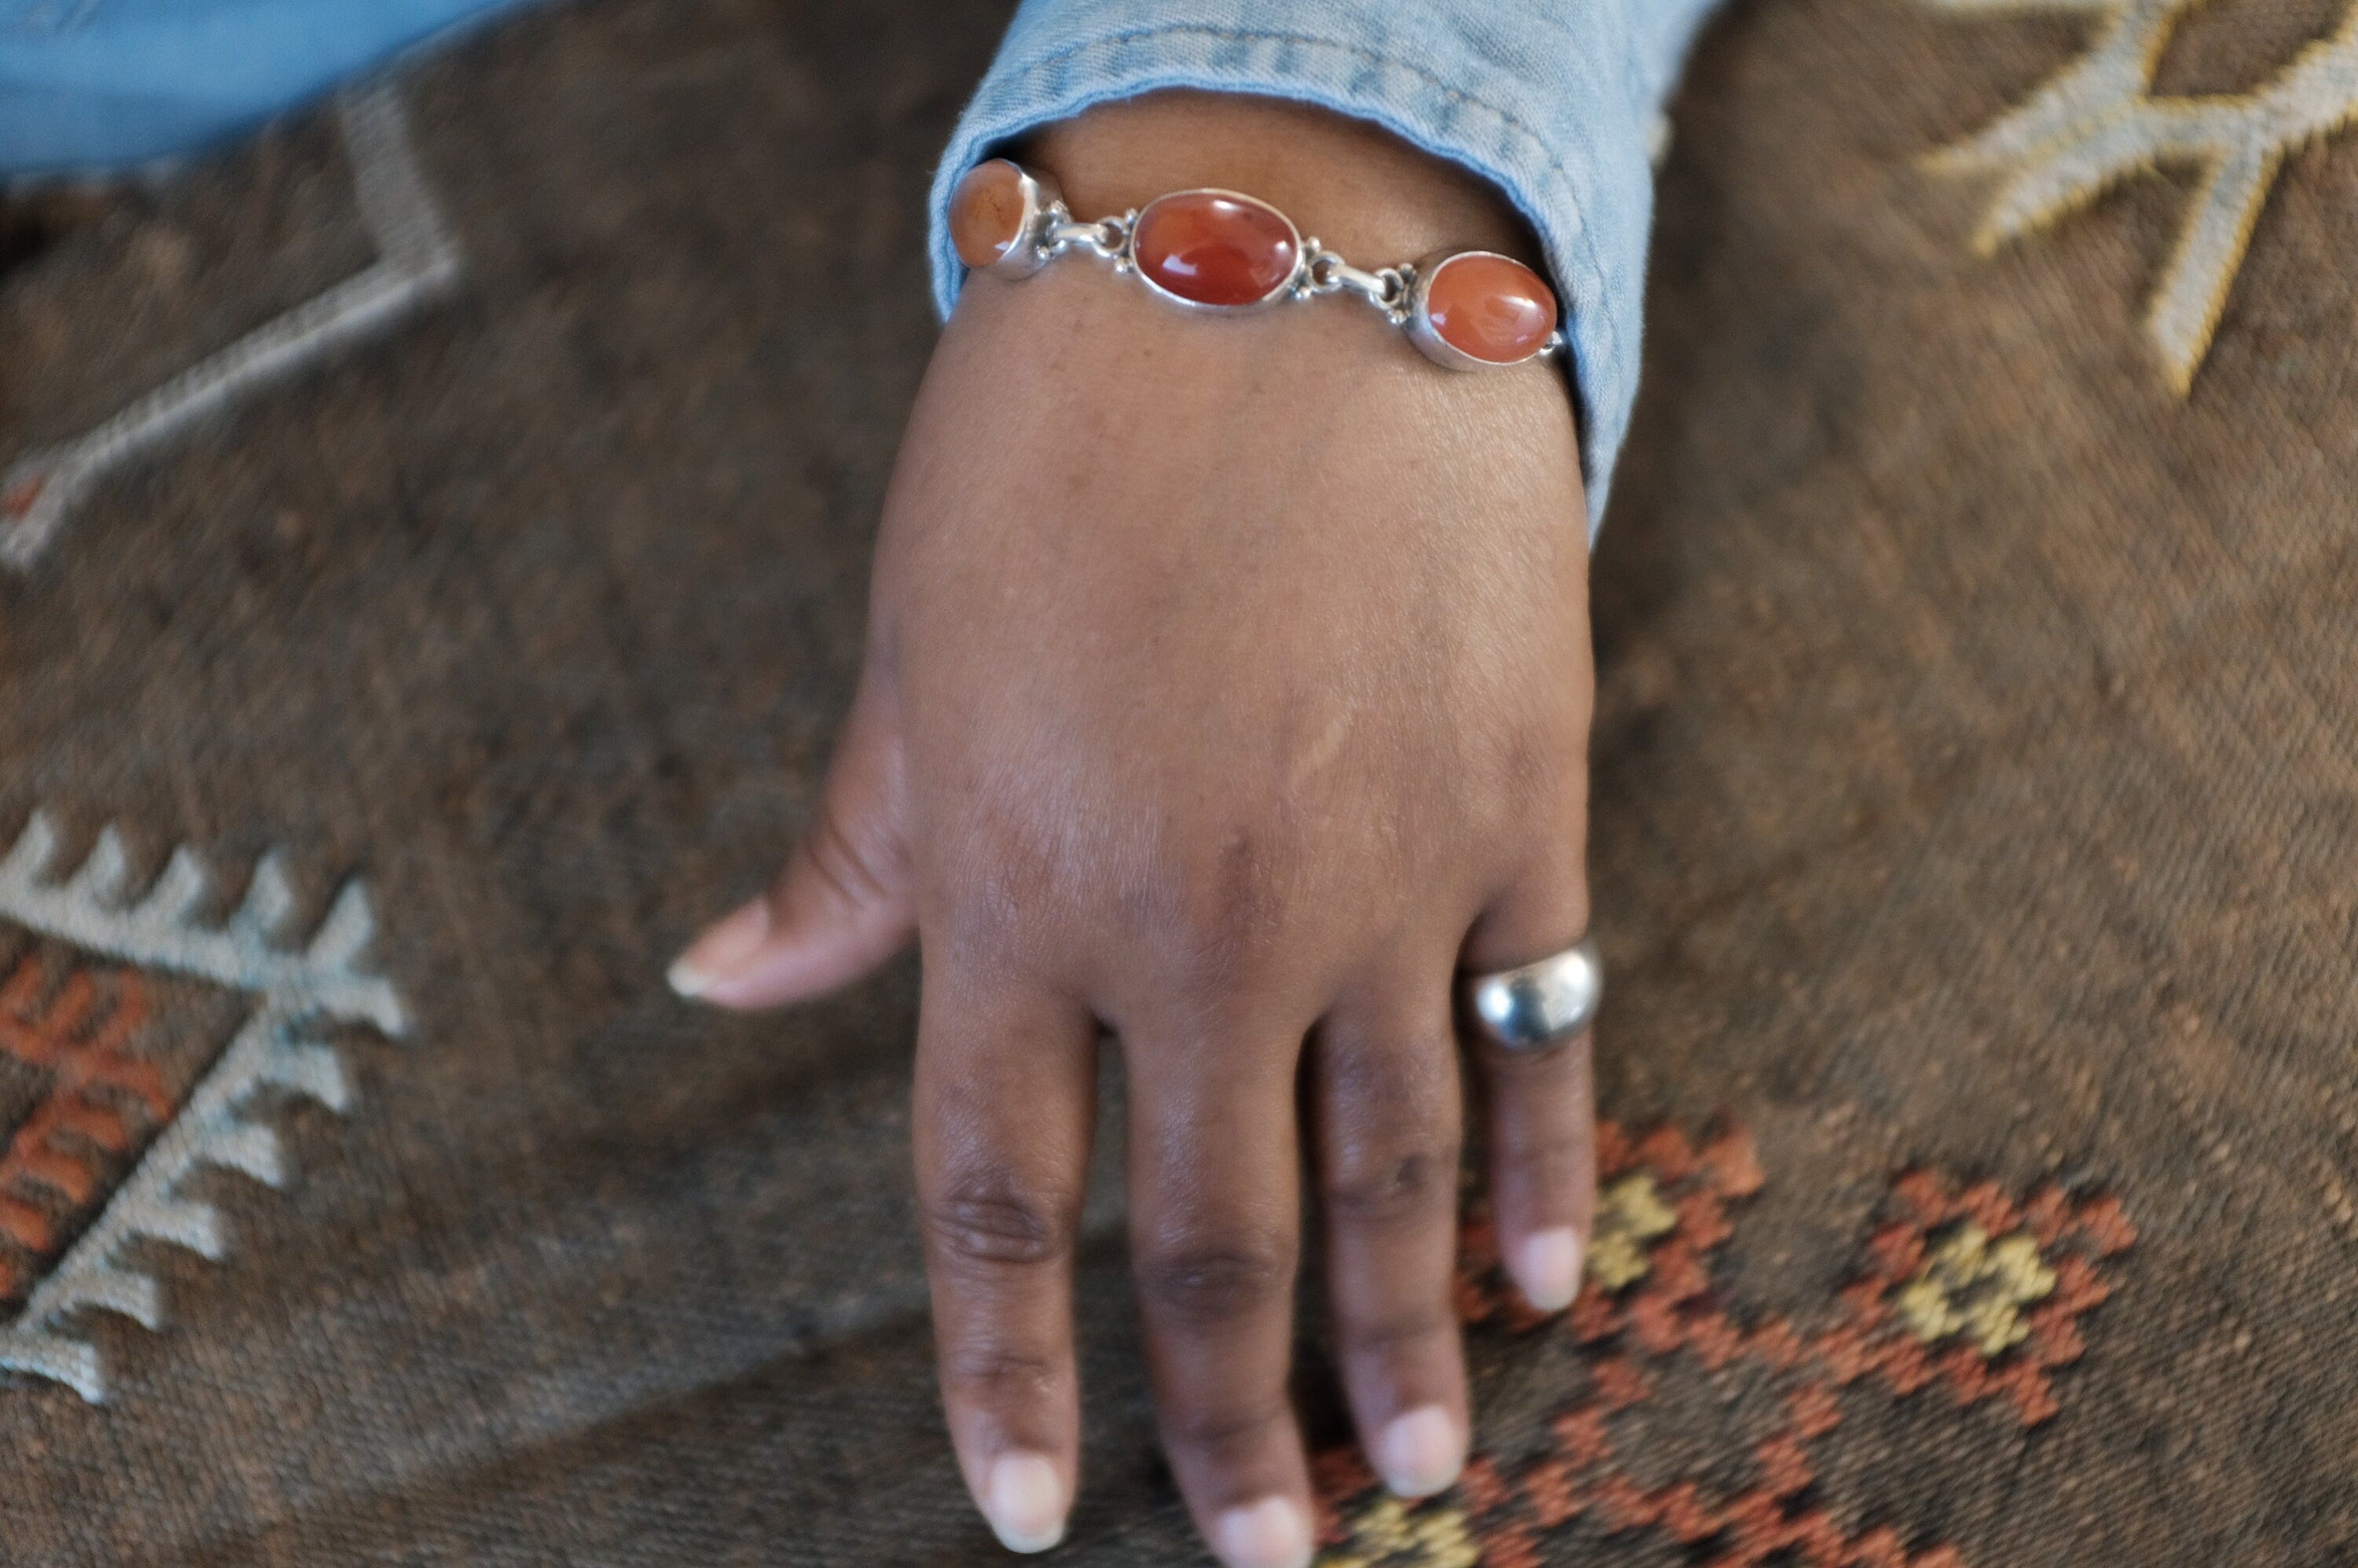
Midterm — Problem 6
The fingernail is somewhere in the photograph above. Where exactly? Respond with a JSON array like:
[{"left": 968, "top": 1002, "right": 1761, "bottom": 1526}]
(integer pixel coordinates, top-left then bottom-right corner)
[
  {"left": 1376, "top": 1405, "right": 1464, "bottom": 1498},
  {"left": 1514, "top": 1228, "right": 1583, "bottom": 1313},
  {"left": 982, "top": 1452, "right": 1068, "bottom": 1554},
  {"left": 667, "top": 899, "right": 770, "bottom": 999},
  {"left": 1212, "top": 1496, "right": 1312, "bottom": 1568}
]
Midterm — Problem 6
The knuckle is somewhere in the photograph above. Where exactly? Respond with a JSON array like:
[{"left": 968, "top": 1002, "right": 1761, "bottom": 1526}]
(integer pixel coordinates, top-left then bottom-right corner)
[
  {"left": 1137, "top": 1230, "right": 1296, "bottom": 1326},
  {"left": 1500, "top": 725, "right": 1557, "bottom": 812},
  {"left": 942, "top": 1342, "right": 1060, "bottom": 1404},
  {"left": 800, "top": 800, "right": 902, "bottom": 913},
  {"left": 1339, "top": 1303, "right": 1456, "bottom": 1357},
  {"left": 1484, "top": 733, "right": 1589, "bottom": 875},
  {"left": 1322, "top": 1143, "right": 1461, "bottom": 1228},
  {"left": 1324, "top": 1034, "right": 1449, "bottom": 1112},
  {"left": 1320, "top": 1045, "right": 1460, "bottom": 1226},
  {"left": 1469, "top": 720, "right": 1584, "bottom": 838},
  {"left": 924, "top": 1180, "right": 1074, "bottom": 1271},
  {"left": 1164, "top": 1395, "right": 1291, "bottom": 1458},
  {"left": 941, "top": 808, "right": 1068, "bottom": 951},
  {"left": 1150, "top": 817, "right": 1304, "bottom": 990},
  {"left": 1499, "top": 1129, "right": 1592, "bottom": 1195}
]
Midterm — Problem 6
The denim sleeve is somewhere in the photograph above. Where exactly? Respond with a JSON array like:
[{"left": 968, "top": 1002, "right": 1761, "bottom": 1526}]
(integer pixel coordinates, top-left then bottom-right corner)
[{"left": 928, "top": 0, "right": 1727, "bottom": 525}]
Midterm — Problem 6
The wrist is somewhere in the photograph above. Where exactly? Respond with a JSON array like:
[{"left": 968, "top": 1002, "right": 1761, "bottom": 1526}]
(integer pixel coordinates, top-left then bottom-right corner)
[{"left": 1020, "top": 91, "right": 1541, "bottom": 274}]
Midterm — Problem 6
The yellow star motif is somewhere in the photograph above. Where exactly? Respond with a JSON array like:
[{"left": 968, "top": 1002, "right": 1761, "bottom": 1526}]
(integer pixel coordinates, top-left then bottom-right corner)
[
  {"left": 1893, "top": 1223, "right": 2059, "bottom": 1357},
  {"left": 1585, "top": 1172, "right": 1682, "bottom": 1292},
  {"left": 1927, "top": 0, "right": 2358, "bottom": 388},
  {"left": 1321, "top": 1496, "right": 1480, "bottom": 1568}
]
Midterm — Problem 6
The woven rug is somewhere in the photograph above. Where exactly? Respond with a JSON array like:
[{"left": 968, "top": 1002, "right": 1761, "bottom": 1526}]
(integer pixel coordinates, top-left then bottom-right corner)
[{"left": 1, "top": 0, "right": 2352, "bottom": 1561}]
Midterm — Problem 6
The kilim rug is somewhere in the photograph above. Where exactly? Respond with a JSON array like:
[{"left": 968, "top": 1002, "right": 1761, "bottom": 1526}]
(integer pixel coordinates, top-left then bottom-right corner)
[{"left": 0, "top": 0, "right": 2352, "bottom": 1562}]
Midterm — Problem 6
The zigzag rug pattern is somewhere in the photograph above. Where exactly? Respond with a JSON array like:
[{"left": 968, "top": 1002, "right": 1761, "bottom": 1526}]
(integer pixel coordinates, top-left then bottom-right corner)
[{"left": 0, "top": 814, "right": 406, "bottom": 1402}]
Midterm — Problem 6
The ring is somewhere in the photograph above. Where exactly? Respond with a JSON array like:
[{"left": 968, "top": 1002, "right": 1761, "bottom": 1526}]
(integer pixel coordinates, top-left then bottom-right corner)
[{"left": 1462, "top": 935, "right": 1603, "bottom": 1052}]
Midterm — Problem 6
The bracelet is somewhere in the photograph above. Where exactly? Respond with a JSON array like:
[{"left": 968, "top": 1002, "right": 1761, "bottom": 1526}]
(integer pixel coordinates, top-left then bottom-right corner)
[{"left": 949, "top": 159, "right": 1566, "bottom": 372}]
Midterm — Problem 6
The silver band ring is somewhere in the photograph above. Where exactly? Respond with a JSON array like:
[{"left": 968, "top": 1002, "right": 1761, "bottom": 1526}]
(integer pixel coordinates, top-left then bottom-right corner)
[{"left": 1463, "top": 935, "right": 1602, "bottom": 1052}]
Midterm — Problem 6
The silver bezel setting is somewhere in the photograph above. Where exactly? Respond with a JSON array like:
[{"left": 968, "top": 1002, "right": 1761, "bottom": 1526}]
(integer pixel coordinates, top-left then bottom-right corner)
[
  {"left": 961, "top": 160, "right": 1063, "bottom": 279},
  {"left": 1405, "top": 249, "right": 1559, "bottom": 371},
  {"left": 1127, "top": 188, "right": 1306, "bottom": 314}
]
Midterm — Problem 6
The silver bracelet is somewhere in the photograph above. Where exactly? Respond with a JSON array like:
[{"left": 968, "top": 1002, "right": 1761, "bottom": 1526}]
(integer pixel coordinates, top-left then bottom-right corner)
[{"left": 949, "top": 159, "right": 1568, "bottom": 372}]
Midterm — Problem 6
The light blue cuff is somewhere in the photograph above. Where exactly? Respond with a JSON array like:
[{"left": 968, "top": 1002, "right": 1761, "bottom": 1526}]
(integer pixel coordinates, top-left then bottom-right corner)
[{"left": 928, "top": 0, "right": 1723, "bottom": 526}]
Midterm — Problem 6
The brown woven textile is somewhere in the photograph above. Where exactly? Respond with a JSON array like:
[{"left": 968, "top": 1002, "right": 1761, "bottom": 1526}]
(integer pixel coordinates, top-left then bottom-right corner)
[{"left": 1, "top": 0, "right": 2352, "bottom": 1560}]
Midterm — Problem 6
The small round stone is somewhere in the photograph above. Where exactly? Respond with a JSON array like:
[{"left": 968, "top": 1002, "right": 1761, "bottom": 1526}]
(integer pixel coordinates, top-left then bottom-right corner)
[
  {"left": 1423, "top": 252, "right": 1559, "bottom": 364},
  {"left": 1132, "top": 190, "right": 1300, "bottom": 308},
  {"left": 951, "top": 160, "right": 1032, "bottom": 270}
]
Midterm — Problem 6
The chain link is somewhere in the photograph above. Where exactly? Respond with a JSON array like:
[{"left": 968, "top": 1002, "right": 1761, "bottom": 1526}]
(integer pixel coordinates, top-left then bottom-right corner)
[
  {"left": 1039, "top": 202, "right": 1132, "bottom": 266},
  {"left": 1298, "top": 241, "right": 1411, "bottom": 321}
]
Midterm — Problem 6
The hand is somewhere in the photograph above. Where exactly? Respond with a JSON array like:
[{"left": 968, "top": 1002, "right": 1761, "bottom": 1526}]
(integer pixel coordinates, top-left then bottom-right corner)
[{"left": 673, "top": 94, "right": 1597, "bottom": 1568}]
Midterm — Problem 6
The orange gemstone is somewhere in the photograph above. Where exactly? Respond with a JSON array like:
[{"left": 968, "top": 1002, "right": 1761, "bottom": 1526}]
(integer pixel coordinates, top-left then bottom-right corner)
[
  {"left": 951, "top": 160, "right": 1031, "bottom": 269},
  {"left": 1132, "top": 190, "right": 1299, "bottom": 308},
  {"left": 1423, "top": 252, "right": 1558, "bottom": 364}
]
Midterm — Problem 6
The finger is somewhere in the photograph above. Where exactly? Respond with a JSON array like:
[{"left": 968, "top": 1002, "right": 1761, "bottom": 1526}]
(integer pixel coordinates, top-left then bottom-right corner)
[
  {"left": 1312, "top": 963, "right": 1469, "bottom": 1499},
  {"left": 1464, "top": 833, "right": 1596, "bottom": 1314},
  {"left": 916, "top": 960, "right": 1099, "bottom": 1554},
  {"left": 1126, "top": 1018, "right": 1315, "bottom": 1568},
  {"left": 670, "top": 674, "right": 915, "bottom": 1008}
]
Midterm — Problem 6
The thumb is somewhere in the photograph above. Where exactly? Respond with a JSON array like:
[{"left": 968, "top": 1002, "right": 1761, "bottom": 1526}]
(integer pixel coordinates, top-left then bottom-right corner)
[{"left": 670, "top": 675, "right": 916, "bottom": 1009}]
